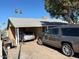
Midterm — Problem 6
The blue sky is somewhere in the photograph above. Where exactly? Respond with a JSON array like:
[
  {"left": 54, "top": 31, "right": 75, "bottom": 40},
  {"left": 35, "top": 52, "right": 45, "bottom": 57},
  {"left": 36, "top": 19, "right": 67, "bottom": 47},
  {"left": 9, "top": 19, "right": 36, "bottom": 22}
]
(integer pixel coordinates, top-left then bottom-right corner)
[{"left": 0, "top": 0, "right": 50, "bottom": 29}]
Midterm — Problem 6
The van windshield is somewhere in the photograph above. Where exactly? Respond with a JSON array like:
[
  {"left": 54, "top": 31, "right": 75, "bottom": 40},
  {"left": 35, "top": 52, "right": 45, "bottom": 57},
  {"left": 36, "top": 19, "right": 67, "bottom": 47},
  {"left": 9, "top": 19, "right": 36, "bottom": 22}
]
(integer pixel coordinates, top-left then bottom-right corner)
[{"left": 61, "top": 28, "right": 79, "bottom": 36}]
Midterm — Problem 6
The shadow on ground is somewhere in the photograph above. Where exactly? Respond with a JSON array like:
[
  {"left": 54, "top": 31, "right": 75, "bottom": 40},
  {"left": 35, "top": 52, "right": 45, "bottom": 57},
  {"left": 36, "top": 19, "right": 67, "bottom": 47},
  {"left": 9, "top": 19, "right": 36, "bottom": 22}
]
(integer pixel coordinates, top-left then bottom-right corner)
[
  {"left": 43, "top": 44, "right": 79, "bottom": 58},
  {"left": 19, "top": 39, "right": 35, "bottom": 44},
  {"left": 18, "top": 44, "right": 22, "bottom": 59},
  {"left": 74, "top": 53, "right": 79, "bottom": 58},
  {"left": 2, "top": 47, "right": 7, "bottom": 59}
]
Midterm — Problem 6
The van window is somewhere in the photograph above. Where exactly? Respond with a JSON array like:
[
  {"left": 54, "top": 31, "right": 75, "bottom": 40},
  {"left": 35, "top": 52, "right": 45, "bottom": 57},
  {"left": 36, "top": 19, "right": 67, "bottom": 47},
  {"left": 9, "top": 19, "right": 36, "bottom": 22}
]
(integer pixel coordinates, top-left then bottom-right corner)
[
  {"left": 61, "top": 28, "right": 79, "bottom": 36},
  {"left": 46, "top": 29, "right": 51, "bottom": 34},
  {"left": 51, "top": 28, "right": 59, "bottom": 35}
]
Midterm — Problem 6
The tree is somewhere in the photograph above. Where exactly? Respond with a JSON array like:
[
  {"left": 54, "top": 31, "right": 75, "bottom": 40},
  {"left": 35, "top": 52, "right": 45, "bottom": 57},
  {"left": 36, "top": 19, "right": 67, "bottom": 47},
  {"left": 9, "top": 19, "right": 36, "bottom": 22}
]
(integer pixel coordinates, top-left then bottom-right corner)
[{"left": 45, "top": 0, "right": 79, "bottom": 23}]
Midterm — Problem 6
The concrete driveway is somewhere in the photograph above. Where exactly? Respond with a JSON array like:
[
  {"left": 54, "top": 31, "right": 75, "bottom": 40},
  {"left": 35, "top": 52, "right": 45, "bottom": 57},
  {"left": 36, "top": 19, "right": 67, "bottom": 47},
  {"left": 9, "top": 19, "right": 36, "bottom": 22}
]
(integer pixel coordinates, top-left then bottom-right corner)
[{"left": 8, "top": 40, "right": 79, "bottom": 59}]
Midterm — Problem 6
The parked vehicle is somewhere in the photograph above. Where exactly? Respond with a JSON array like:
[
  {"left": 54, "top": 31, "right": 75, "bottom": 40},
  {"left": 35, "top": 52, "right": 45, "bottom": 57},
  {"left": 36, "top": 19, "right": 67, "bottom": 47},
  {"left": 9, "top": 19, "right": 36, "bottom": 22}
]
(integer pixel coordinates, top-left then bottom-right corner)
[
  {"left": 37, "top": 25, "right": 79, "bottom": 56},
  {"left": 2, "top": 37, "right": 13, "bottom": 49},
  {"left": 1, "top": 31, "right": 13, "bottom": 49},
  {"left": 20, "top": 32, "right": 35, "bottom": 41}
]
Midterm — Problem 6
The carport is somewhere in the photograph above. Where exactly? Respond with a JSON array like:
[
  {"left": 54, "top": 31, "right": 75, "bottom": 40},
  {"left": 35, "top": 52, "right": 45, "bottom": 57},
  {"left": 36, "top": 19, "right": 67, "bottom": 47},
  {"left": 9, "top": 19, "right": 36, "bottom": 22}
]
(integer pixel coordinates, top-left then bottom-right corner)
[
  {"left": 15, "top": 27, "right": 43, "bottom": 46},
  {"left": 7, "top": 18, "right": 47, "bottom": 46}
]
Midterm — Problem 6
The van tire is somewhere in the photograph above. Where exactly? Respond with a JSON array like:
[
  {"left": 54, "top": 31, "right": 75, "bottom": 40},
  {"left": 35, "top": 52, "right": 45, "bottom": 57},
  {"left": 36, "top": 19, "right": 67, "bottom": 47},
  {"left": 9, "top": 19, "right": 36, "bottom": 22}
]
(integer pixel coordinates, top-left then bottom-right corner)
[
  {"left": 37, "top": 38, "right": 43, "bottom": 45},
  {"left": 62, "top": 43, "right": 74, "bottom": 57}
]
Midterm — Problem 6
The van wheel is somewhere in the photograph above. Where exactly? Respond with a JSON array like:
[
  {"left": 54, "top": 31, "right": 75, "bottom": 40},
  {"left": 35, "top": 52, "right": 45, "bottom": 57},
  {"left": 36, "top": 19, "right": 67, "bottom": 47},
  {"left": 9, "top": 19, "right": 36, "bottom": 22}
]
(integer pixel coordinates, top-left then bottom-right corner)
[
  {"left": 37, "top": 38, "right": 43, "bottom": 45},
  {"left": 62, "top": 43, "right": 74, "bottom": 57}
]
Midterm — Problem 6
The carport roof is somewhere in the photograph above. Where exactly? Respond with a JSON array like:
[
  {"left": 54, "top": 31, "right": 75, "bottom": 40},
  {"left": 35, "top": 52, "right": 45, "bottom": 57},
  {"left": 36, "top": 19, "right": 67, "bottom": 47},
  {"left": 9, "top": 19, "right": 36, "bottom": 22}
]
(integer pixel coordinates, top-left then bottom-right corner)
[
  {"left": 8, "top": 18, "right": 49, "bottom": 28},
  {"left": 7, "top": 17, "right": 68, "bottom": 28}
]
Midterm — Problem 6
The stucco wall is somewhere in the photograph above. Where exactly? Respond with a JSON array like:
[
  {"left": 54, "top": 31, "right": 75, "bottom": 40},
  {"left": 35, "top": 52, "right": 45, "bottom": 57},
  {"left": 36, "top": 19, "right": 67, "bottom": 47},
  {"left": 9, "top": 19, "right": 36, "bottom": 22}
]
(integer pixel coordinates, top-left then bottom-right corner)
[
  {"left": 7, "top": 26, "right": 16, "bottom": 46},
  {"left": 35, "top": 27, "right": 43, "bottom": 35}
]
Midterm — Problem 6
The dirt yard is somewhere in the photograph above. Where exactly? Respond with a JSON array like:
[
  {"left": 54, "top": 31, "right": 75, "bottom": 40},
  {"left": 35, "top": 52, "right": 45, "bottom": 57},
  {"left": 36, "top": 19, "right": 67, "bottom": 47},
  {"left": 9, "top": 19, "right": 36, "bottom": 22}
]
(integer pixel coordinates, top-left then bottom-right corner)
[{"left": 8, "top": 40, "right": 79, "bottom": 59}]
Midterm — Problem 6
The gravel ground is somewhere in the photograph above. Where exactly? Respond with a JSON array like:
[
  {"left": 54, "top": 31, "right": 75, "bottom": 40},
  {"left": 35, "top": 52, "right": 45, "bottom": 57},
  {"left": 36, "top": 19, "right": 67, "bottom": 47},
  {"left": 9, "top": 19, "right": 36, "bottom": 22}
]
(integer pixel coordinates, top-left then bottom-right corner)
[{"left": 8, "top": 40, "right": 79, "bottom": 59}]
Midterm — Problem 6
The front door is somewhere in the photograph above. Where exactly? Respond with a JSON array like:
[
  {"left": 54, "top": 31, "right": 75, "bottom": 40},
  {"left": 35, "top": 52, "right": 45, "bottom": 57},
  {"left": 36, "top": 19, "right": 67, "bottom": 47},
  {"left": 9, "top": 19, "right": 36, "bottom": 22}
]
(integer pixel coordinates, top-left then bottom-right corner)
[{"left": 48, "top": 28, "right": 61, "bottom": 48}]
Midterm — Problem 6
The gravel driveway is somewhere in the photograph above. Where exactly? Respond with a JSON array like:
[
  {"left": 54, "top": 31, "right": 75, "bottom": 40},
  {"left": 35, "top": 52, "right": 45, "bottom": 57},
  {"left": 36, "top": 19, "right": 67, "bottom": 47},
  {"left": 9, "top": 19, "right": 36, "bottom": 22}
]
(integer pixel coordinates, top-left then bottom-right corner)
[{"left": 8, "top": 40, "right": 79, "bottom": 59}]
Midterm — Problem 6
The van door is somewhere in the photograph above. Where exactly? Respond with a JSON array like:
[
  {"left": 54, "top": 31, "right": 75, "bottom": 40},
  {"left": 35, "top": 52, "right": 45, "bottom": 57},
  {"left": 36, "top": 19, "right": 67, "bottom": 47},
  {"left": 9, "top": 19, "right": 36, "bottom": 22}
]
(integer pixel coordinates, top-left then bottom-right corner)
[{"left": 49, "top": 28, "right": 61, "bottom": 48}]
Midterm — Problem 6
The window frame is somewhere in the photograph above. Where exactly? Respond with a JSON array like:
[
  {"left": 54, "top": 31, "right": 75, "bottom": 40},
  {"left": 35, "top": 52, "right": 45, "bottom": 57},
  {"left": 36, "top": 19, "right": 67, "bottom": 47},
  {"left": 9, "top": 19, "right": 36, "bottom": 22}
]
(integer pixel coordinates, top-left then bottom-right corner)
[
  {"left": 47, "top": 28, "right": 59, "bottom": 35},
  {"left": 61, "top": 28, "right": 79, "bottom": 36}
]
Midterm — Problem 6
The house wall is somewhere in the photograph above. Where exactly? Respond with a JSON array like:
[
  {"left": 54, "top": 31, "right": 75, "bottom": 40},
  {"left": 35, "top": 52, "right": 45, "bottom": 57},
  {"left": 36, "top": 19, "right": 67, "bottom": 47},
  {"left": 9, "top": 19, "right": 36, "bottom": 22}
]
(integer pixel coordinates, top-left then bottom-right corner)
[
  {"left": 7, "top": 26, "right": 16, "bottom": 46},
  {"left": 35, "top": 27, "right": 43, "bottom": 36}
]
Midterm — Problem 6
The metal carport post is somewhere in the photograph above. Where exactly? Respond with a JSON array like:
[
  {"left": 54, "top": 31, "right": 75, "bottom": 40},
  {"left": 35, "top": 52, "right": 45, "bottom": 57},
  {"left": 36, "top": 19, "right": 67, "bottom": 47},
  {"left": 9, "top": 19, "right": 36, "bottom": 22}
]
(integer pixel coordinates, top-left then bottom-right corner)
[{"left": 15, "top": 28, "right": 19, "bottom": 46}]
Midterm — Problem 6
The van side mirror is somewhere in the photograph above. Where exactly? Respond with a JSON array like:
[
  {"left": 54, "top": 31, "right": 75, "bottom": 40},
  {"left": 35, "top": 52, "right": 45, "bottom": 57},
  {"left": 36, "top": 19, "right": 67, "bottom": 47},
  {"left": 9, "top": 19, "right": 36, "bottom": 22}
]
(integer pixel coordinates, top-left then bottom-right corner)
[{"left": 45, "top": 30, "right": 49, "bottom": 34}]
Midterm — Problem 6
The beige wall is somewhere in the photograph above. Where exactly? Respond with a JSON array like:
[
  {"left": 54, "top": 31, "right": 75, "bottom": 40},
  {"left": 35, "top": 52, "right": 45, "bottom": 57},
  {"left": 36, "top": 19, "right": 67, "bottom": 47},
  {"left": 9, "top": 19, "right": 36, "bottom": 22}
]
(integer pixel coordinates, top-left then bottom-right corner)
[
  {"left": 35, "top": 27, "right": 43, "bottom": 35},
  {"left": 7, "top": 26, "right": 16, "bottom": 46}
]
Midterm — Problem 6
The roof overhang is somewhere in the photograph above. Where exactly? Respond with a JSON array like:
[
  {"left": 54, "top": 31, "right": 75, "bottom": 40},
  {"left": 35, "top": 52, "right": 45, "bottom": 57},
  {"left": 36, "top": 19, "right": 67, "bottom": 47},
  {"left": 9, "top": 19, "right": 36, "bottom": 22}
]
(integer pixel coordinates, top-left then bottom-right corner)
[{"left": 7, "top": 17, "right": 68, "bottom": 29}]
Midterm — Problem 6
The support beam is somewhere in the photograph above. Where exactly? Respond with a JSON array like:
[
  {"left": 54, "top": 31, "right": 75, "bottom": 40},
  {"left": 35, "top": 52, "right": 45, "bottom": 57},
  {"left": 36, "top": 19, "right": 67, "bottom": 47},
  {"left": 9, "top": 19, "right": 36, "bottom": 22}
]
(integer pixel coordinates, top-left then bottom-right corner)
[{"left": 15, "top": 28, "right": 19, "bottom": 46}]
